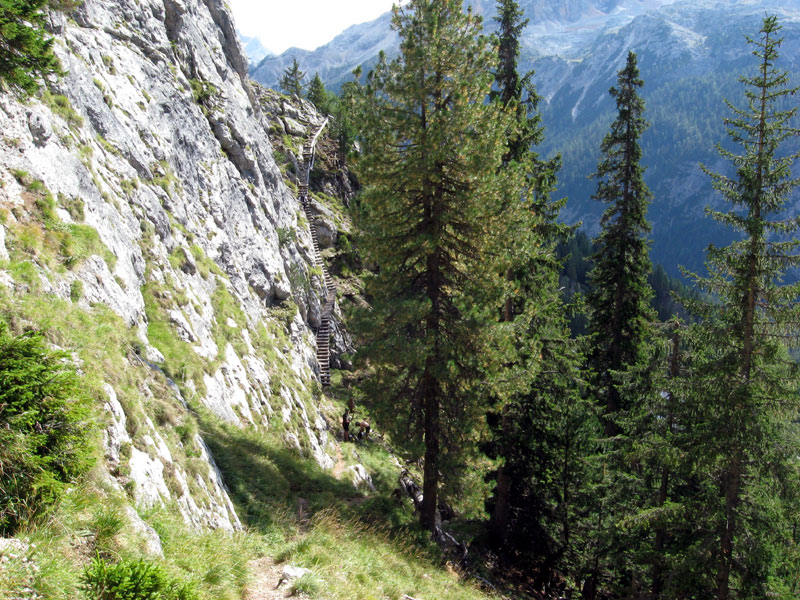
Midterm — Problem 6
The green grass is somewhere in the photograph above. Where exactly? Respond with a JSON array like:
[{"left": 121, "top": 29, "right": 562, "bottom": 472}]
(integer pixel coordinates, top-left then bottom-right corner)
[
  {"left": 4, "top": 179, "right": 116, "bottom": 273},
  {"left": 42, "top": 90, "right": 84, "bottom": 131},
  {"left": 142, "top": 281, "right": 208, "bottom": 395},
  {"left": 199, "top": 410, "right": 496, "bottom": 600}
]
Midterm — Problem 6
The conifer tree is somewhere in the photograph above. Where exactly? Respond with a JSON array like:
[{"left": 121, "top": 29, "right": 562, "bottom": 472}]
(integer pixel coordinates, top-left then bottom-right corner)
[
  {"left": 579, "top": 51, "right": 656, "bottom": 599},
  {"left": 0, "top": 0, "right": 60, "bottom": 95},
  {"left": 586, "top": 50, "right": 655, "bottom": 437},
  {"left": 306, "top": 72, "right": 329, "bottom": 114},
  {"left": 683, "top": 15, "right": 800, "bottom": 599},
  {"left": 279, "top": 58, "right": 305, "bottom": 97},
  {"left": 353, "top": 0, "right": 513, "bottom": 531},
  {"left": 482, "top": 0, "right": 582, "bottom": 556}
]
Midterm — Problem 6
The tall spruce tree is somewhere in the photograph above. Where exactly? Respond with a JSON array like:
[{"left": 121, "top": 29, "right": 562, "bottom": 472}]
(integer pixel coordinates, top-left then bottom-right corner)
[
  {"left": 353, "top": 0, "right": 513, "bottom": 531},
  {"left": 482, "top": 0, "right": 582, "bottom": 559},
  {"left": 579, "top": 51, "right": 656, "bottom": 599},
  {"left": 279, "top": 58, "right": 305, "bottom": 97},
  {"left": 683, "top": 15, "right": 800, "bottom": 599},
  {"left": 586, "top": 50, "right": 655, "bottom": 437}
]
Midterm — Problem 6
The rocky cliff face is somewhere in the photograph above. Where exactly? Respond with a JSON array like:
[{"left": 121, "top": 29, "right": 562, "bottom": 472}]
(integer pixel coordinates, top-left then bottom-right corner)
[{"left": 0, "top": 0, "right": 351, "bottom": 534}]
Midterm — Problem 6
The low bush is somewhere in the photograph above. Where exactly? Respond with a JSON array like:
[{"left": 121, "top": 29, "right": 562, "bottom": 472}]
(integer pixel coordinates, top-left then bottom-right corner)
[
  {"left": 0, "top": 322, "right": 95, "bottom": 533},
  {"left": 81, "top": 555, "right": 198, "bottom": 600}
]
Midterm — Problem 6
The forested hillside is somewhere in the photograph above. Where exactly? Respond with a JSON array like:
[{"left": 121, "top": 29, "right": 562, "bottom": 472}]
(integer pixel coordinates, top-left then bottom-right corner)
[{"left": 326, "top": 1, "right": 799, "bottom": 597}]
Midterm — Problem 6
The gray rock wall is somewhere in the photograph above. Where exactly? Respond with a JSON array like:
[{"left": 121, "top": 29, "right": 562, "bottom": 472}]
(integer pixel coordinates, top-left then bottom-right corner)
[{"left": 0, "top": 0, "right": 343, "bottom": 532}]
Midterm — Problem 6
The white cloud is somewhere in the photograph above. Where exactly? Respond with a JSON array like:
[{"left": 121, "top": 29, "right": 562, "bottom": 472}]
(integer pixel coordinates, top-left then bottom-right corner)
[{"left": 229, "top": 0, "right": 401, "bottom": 55}]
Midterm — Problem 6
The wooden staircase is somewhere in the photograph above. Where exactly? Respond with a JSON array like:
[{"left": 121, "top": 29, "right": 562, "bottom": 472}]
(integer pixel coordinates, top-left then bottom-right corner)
[{"left": 298, "top": 118, "right": 333, "bottom": 386}]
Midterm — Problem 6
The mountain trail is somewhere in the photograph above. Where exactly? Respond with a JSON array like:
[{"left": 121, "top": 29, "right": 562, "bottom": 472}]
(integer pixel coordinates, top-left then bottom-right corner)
[
  {"left": 243, "top": 557, "right": 290, "bottom": 600},
  {"left": 332, "top": 444, "right": 347, "bottom": 479}
]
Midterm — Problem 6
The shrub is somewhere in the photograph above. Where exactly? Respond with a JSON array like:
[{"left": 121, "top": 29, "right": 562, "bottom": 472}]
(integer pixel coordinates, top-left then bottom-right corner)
[
  {"left": 289, "top": 572, "right": 323, "bottom": 597},
  {"left": 0, "top": 322, "right": 95, "bottom": 533},
  {"left": 81, "top": 556, "right": 198, "bottom": 600},
  {"left": 70, "top": 279, "right": 84, "bottom": 302}
]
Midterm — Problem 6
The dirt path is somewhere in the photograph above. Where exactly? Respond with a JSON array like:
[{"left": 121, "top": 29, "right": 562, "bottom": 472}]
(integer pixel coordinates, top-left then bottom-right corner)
[
  {"left": 331, "top": 444, "right": 347, "bottom": 479},
  {"left": 243, "top": 557, "right": 290, "bottom": 600}
]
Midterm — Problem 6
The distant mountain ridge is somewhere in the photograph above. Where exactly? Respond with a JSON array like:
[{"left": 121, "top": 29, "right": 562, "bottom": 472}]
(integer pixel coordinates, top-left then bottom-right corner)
[
  {"left": 239, "top": 32, "right": 272, "bottom": 67},
  {"left": 249, "top": 0, "right": 680, "bottom": 90},
  {"left": 250, "top": 0, "right": 800, "bottom": 278}
]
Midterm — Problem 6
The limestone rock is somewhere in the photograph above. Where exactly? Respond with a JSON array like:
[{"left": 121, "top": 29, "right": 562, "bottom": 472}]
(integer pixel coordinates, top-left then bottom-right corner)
[
  {"left": 347, "top": 464, "right": 376, "bottom": 492},
  {"left": 0, "top": 0, "right": 348, "bottom": 537},
  {"left": 0, "top": 225, "right": 8, "bottom": 261},
  {"left": 26, "top": 109, "right": 51, "bottom": 147},
  {"left": 282, "top": 116, "right": 307, "bottom": 137},
  {"left": 314, "top": 217, "right": 338, "bottom": 248},
  {"left": 103, "top": 384, "right": 131, "bottom": 471},
  {"left": 124, "top": 506, "right": 164, "bottom": 558},
  {"left": 279, "top": 565, "right": 312, "bottom": 587}
]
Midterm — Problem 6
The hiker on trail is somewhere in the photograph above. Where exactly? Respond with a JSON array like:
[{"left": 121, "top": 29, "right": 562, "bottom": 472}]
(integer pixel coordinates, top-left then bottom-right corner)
[
  {"left": 357, "top": 420, "right": 371, "bottom": 441},
  {"left": 342, "top": 408, "right": 353, "bottom": 442}
]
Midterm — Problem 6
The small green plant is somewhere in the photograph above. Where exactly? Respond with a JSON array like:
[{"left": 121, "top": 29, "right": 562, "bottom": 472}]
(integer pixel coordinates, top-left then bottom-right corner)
[
  {"left": 96, "top": 135, "right": 119, "bottom": 156},
  {"left": 120, "top": 179, "right": 138, "bottom": 196},
  {"left": 61, "top": 224, "right": 117, "bottom": 270},
  {"left": 59, "top": 193, "right": 85, "bottom": 222},
  {"left": 89, "top": 503, "right": 125, "bottom": 555},
  {"left": 81, "top": 555, "right": 198, "bottom": 600},
  {"left": 276, "top": 226, "right": 296, "bottom": 247},
  {"left": 187, "top": 244, "right": 221, "bottom": 280},
  {"left": 189, "top": 78, "right": 217, "bottom": 115},
  {"left": 79, "top": 143, "right": 93, "bottom": 161},
  {"left": 150, "top": 161, "right": 178, "bottom": 198},
  {"left": 10, "top": 168, "right": 30, "bottom": 184},
  {"left": 289, "top": 572, "right": 323, "bottom": 597},
  {"left": 101, "top": 54, "right": 116, "bottom": 74},
  {"left": 70, "top": 279, "right": 83, "bottom": 302},
  {"left": 42, "top": 91, "right": 84, "bottom": 131}
]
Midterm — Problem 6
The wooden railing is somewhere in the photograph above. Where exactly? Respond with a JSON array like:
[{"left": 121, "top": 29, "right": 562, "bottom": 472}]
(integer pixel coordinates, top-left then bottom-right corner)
[{"left": 298, "top": 118, "right": 333, "bottom": 386}]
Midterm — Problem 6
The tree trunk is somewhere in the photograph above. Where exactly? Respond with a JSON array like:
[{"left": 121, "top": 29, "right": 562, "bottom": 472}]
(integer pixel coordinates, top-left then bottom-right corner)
[
  {"left": 421, "top": 368, "right": 440, "bottom": 531},
  {"left": 490, "top": 412, "right": 512, "bottom": 547},
  {"left": 716, "top": 457, "right": 741, "bottom": 600},
  {"left": 652, "top": 326, "right": 679, "bottom": 598},
  {"left": 491, "top": 278, "right": 515, "bottom": 547}
]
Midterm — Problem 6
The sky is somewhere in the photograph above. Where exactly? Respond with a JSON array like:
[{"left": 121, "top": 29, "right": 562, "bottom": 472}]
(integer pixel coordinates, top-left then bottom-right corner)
[{"left": 228, "top": 0, "right": 402, "bottom": 55}]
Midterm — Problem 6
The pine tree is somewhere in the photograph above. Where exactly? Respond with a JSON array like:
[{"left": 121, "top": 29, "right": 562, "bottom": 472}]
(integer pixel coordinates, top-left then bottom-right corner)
[
  {"left": 683, "top": 15, "right": 800, "bottom": 599},
  {"left": 482, "top": 0, "right": 580, "bottom": 555},
  {"left": 586, "top": 51, "right": 655, "bottom": 437},
  {"left": 492, "top": 0, "right": 547, "bottom": 168},
  {"left": 0, "top": 322, "right": 94, "bottom": 533},
  {"left": 279, "top": 58, "right": 305, "bottom": 97},
  {"left": 306, "top": 72, "right": 329, "bottom": 114},
  {"left": 0, "top": 0, "right": 60, "bottom": 95},
  {"left": 353, "top": 0, "right": 513, "bottom": 532},
  {"left": 579, "top": 51, "right": 656, "bottom": 599}
]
